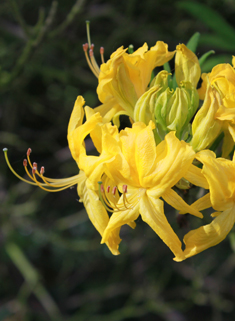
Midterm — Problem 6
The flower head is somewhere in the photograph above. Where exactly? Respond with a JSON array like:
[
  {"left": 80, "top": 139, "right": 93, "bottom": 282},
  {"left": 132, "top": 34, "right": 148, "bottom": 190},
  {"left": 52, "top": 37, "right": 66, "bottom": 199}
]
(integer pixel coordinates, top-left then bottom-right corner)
[{"left": 98, "top": 122, "right": 202, "bottom": 260}]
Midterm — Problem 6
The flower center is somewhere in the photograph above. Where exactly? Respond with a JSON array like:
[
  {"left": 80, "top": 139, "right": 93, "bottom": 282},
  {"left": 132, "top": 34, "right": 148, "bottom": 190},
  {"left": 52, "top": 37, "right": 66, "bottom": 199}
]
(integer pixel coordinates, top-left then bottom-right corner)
[{"left": 98, "top": 181, "right": 140, "bottom": 212}]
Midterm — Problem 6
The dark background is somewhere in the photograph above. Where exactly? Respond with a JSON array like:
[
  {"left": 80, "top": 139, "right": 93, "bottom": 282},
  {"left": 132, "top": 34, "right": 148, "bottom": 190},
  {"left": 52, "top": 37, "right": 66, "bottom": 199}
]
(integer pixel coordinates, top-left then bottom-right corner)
[{"left": 1, "top": 0, "right": 235, "bottom": 320}]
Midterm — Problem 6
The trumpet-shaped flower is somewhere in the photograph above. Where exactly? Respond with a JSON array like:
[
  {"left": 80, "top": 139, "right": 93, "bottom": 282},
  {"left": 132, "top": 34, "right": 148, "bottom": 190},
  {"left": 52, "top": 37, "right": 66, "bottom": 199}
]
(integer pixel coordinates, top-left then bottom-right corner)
[
  {"left": 192, "top": 59, "right": 235, "bottom": 155},
  {"left": 134, "top": 44, "right": 200, "bottom": 140},
  {"left": 95, "top": 42, "right": 175, "bottom": 124},
  {"left": 180, "top": 150, "right": 235, "bottom": 260},
  {"left": 98, "top": 122, "right": 202, "bottom": 260}
]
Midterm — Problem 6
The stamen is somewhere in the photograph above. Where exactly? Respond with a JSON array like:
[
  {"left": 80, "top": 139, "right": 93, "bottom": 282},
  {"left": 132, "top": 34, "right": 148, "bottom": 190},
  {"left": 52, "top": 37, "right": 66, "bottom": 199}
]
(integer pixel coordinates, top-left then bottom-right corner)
[
  {"left": 3, "top": 147, "right": 81, "bottom": 192},
  {"left": 123, "top": 185, "right": 127, "bottom": 193},
  {"left": 83, "top": 22, "right": 105, "bottom": 78},
  {"left": 33, "top": 162, "right": 37, "bottom": 169},
  {"left": 83, "top": 43, "right": 99, "bottom": 78},
  {"left": 98, "top": 180, "right": 135, "bottom": 212},
  {"left": 27, "top": 148, "right": 32, "bottom": 156},
  {"left": 100, "top": 47, "right": 105, "bottom": 64},
  {"left": 86, "top": 20, "right": 92, "bottom": 48},
  {"left": 89, "top": 46, "right": 101, "bottom": 76},
  {"left": 112, "top": 186, "right": 117, "bottom": 195}
]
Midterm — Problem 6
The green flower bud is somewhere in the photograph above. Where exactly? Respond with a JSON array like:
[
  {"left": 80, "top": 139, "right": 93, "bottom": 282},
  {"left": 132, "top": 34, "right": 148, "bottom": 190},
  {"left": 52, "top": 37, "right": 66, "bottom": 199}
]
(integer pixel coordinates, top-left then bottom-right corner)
[{"left": 154, "top": 81, "right": 199, "bottom": 139}]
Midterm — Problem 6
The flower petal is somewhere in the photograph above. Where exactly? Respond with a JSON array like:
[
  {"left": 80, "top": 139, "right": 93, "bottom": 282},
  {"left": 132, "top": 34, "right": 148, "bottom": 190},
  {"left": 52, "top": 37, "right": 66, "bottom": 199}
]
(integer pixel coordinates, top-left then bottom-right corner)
[
  {"left": 184, "top": 164, "right": 209, "bottom": 189},
  {"left": 77, "top": 171, "right": 120, "bottom": 255},
  {"left": 140, "top": 193, "right": 185, "bottom": 261},
  {"left": 162, "top": 188, "right": 203, "bottom": 218},
  {"left": 101, "top": 204, "right": 140, "bottom": 254},
  {"left": 182, "top": 205, "right": 235, "bottom": 260}
]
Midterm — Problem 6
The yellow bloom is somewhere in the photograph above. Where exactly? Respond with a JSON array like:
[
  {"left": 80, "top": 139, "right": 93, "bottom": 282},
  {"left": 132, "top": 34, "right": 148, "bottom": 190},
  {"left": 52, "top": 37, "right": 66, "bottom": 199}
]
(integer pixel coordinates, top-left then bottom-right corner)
[
  {"left": 98, "top": 122, "right": 202, "bottom": 260},
  {"left": 193, "top": 59, "right": 235, "bottom": 156},
  {"left": 181, "top": 150, "right": 235, "bottom": 260},
  {"left": 134, "top": 44, "right": 200, "bottom": 139},
  {"left": 96, "top": 42, "right": 175, "bottom": 123}
]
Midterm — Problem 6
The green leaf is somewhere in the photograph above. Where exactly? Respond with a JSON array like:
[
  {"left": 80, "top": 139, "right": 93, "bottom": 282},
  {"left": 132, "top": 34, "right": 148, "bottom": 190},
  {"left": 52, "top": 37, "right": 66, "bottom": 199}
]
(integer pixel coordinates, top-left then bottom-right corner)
[
  {"left": 186, "top": 32, "right": 200, "bottom": 53},
  {"left": 200, "top": 34, "right": 235, "bottom": 51},
  {"left": 177, "top": 1, "right": 235, "bottom": 42},
  {"left": 198, "top": 50, "right": 215, "bottom": 67},
  {"left": 201, "top": 55, "right": 232, "bottom": 72}
]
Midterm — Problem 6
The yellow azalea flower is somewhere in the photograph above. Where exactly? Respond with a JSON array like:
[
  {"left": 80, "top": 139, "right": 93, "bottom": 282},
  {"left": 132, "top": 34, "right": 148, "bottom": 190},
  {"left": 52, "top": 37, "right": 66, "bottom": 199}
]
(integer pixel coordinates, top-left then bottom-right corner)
[
  {"left": 98, "top": 122, "right": 202, "bottom": 260},
  {"left": 67, "top": 96, "right": 124, "bottom": 254},
  {"left": 134, "top": 44, "right": 200, "bottom": 140},
  {"left": 193, "top": 59, "right": 235, "bottom": 156},
  {"left": 96, "top": 42, "right": 175, "bottom": 122},
  {"left": 4, "top": 96, "right": 120, "bottom": 255},
  {"left": 179, "top": 150, "right": 235, "bottom": 261}
]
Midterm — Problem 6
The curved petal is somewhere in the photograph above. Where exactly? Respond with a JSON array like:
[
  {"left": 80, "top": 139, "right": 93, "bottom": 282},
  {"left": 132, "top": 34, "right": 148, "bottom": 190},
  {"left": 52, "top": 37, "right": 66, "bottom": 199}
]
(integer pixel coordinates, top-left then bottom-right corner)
[
  {"left": 175, "top": 44, "right": 201, "bottom": 88},
  {"left": 184, "top": 164, "right": 209, "bottom": 189},
  {"left": 101, "top": 204, "right": 140, "bottom": 254},
  {"left": 197, "top": 153, "right": 235, "bottom": 211},
  {"left": 162, "top": 188, "right": 203, "bottom": 218},
  {"left": 140, "top": 193, "right": 185, "bottom": 261},
  {"left": 181, "top": 205, "right": 235, "bottom": 260},
  {"left": 147, "top": 131, "right": 195, "bottom": 189},
  {"left": 77, "top": 171, "right": 120, "bottom": 255},
  {"left": 188, "top": 193, "right": 212, "bottom": 212}
]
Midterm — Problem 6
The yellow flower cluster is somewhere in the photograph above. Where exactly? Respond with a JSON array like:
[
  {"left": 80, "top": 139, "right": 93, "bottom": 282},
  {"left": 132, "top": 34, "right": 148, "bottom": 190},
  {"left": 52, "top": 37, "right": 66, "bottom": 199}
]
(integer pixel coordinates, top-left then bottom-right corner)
[{"left": 4, "top": 33, "right": 235, "bottom": 261}]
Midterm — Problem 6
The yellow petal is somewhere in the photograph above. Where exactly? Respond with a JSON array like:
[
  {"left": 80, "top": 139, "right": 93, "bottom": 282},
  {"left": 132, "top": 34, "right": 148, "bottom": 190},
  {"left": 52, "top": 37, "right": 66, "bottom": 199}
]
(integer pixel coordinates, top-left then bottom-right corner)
[
  {"left": 147, "top": 131, "right": 195, "bottom": 189},
  {"left": 77, "top": 171, "right": 119, "bottom": 255},
  {"left": 191, "top": 86, "right": 222, "bottom": 151},
  {"left": 161, "top": 188, "right": 203, "bottom": 218},
  {"left": 175, "top": 44, "right": 201, "bottom": 88},
  {"left": 188, "top": 193, "right": 211, "bottom": 212},
  {"left": 182, "top": 205, "right": 235, "bottom": 260},
  {"left": 196, "top": 152, "right": 235, "bottom": 211},
  {"left": 184, "top": 164, "right": 209, "bottom": 189},
  {"left": 222, "top": 127, "right": 235, "bottom": 158},
  {"left": 140, "top": 194, "right": 185, "bottom": 261},
  {"left": 67, "top": 96, "right": 85, "bottom": 137},
  {"left": 67, "top": 98, "right": 102, "bottom": 162},
  {"left": 101, "top": 203, "right": 140, "bottom": 254}
]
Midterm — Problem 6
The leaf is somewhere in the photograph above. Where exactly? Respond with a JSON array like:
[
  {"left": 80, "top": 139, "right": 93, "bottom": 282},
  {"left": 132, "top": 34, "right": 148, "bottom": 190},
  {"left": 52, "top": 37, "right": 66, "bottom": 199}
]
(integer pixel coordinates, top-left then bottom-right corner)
[
  {"left": 186, "top": 32, "right": 200, "bottom": 53},
  {"left": 177, "top": 1, "right": 235, "bottom": 43}
]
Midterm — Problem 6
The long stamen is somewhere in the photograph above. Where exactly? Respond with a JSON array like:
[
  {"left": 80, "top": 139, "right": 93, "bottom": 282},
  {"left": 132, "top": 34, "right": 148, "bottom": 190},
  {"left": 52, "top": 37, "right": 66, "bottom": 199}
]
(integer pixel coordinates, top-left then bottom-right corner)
[
  {"left": 83, "top": 21, "right": 105, "bottom": 78},
  {"left": 83, "top": 43, "right": 99, "bottom": 78},
  {"left": 86, "top": 20, "right": 92, "bottom": 49},
  {"left": 89, "top": 45, "right": 100, "bottom": 74},
  {"left": 100, "top": 47, "right": 105, "bottom": 64},
  {"left": 3, "top": 148, "right": 80, "bottom": 192}
]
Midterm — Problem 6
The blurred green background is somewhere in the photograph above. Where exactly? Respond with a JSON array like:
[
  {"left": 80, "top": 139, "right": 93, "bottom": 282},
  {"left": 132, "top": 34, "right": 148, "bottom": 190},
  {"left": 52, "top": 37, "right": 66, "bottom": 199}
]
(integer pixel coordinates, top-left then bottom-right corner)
[{"left": 1, "top": 0, "right": 235, "bottom": 320}]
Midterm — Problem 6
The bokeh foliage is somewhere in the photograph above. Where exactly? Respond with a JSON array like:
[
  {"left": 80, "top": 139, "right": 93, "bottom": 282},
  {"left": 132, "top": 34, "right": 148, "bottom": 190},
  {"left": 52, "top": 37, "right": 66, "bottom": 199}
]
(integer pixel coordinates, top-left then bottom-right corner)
[{"left": 1, "top": 0, "right": 235, "bottom": 320}]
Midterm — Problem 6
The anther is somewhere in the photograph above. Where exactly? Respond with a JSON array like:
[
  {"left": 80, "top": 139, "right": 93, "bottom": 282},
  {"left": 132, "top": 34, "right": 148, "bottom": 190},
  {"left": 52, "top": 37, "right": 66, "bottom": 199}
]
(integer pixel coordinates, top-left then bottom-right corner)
[
  {"left": 23, "top": 159, "right": 27, "bottom": 167},
  {"left": 27, "top": 148, "right": 32, "bottom": 156},
  {"left": 89, "top": 48, "right": 94, "bottom": 57},
  {"left": 40, "top": 166, "right": 45, "bottom": 175},
  {"left": 33, "top": 162, "right": 37, "bottom": 169},
  {"left": 83, "top": 43, "right": 88, "bottom": 52},
  {"left": 90, "top": 44, "right": 94, "bottom": 50},
  {"left": 106, "top": 186, "right": 110, "bottom": 193},
  {"left": 112, "top": 186, "right": 117, "bottom": 195},
  {"left": 32, "top": 167, "right": 37, "bottom": 175},
  {"left": 100, "top": 47, "right": 104, "bottom": 55},
  {"left": 100, "top": 184, "right": 105, "bottom": 193},
  {"left": 123, "top": 185, "right": 128, "bottom": 193}
]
